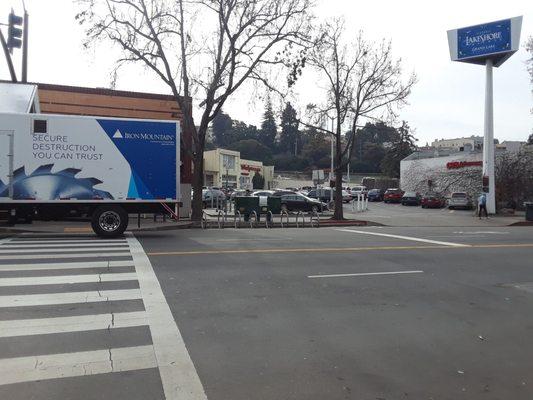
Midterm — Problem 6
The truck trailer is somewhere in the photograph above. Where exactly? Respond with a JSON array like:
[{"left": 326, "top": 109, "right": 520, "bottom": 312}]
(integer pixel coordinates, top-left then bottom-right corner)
[{"left": 0, "top": 112, "right": 180, "bottom": 237}]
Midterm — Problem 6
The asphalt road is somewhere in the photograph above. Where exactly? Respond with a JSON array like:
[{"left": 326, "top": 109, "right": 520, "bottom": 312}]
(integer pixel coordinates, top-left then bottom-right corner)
[{"left": 1, "top": 226, "right": 533, "bottom": 399}]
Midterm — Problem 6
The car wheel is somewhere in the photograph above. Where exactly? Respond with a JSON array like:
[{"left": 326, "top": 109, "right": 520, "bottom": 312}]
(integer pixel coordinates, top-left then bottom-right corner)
[
  {"left": 449, "top": 206, "right": 454, "bottom": 210},
  {"left": 91, "top": 206, "right": 128, "bottom": 238}
]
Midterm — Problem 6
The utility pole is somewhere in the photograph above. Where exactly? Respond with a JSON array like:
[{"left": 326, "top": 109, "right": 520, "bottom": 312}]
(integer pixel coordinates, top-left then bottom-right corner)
[{"left": 483, "top": 59, "right": 495, "bottom": 214}]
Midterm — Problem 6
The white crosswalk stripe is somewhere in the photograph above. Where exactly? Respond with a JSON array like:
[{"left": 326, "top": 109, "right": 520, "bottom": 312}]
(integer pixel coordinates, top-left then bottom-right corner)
[
  {"left": 0, "top": 252, "right": 132, "bottom": 260},
  {"left": 0, "top": 272, "right": 138, "bottom": 286},
  {"left": 0, "top": 345, "right": 158, "bottom": 385},
  {"left": 0, "top": 246, "right": 129, "bottom": 253},
  {"left": 0, "top": 289, "right": 143, "bottom": 307},
  {"left": 0, "top": 260, "right": 134, "bottom": 272},
  {"left": 0, "top": 234, "right": 206, "bottom": 400},
  {"left": 0, "top": 311, "right": 148, "bottom": 338}
]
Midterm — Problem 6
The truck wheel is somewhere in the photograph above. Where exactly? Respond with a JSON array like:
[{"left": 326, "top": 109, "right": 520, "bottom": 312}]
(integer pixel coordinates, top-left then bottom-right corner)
[{"left": 91, "top": 206, "right": 128, "bottom": 238}]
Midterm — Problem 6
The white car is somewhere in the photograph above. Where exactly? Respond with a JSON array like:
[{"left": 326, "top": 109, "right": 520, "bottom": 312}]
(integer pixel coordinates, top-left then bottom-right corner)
[{"left": 350, "top": 185, "right": 367, "bottom": 197}]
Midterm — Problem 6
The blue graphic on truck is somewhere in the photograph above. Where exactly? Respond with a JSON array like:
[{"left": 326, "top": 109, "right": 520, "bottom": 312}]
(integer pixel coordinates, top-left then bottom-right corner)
[
  {"left": 97, "top": 119, "right": 177, "bottom": 200},
  {"left": 0, "top": 164, "right": 113, "bottom": 200}
]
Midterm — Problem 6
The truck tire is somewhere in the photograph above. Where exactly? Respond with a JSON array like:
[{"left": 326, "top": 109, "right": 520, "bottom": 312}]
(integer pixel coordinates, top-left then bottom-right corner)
[{"left": 91, "top": 206, "right": 128, "bottom": 238}]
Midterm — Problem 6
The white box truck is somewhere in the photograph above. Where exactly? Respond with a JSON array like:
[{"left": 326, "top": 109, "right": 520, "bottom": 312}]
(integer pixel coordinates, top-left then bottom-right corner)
[{"left": 0, "top": 112, "right": 180, "bottom": 237}]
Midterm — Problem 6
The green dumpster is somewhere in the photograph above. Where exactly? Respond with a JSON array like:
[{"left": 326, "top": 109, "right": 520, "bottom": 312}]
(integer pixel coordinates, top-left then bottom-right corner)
[
  {"left": 235, "top": 196, "right": 260, "bottom": 221},
  {"left": 267, "top": 196, "right": 281, "bottom": 214}
]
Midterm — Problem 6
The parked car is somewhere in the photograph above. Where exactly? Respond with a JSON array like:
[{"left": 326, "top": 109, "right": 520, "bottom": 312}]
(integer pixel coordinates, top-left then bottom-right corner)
[
  {"left": 384, "top": 188, "right": 404, "bottom": 203},
  {"left": 421, "top": 194, "right": 446, "bottom": 208},
  {"left": 307, "top": 188, "right": 350, "bottom": 203},
  {"left": 448, "top": 192, "right": 473, "bottom": 210},
  {"left": 367, "top": 189, "right": 384, "bottom": 202},
  {"left": 350, "top": 185, "right": 367, "bottom": 197},
  {"left": 401, "top": 191, "right": 421, "bottom": 206},
  {"left": 202, "top": 188, "right": 226, "bottom": 207},
  {"left": 252, "top": 190, "right": 275, "bottom": 197},
  {"left": 280, "top": 193, "right": 327, "bottom": 213},
  {"left": 230, "top": 190, "right": 248, "bottom": 200}
]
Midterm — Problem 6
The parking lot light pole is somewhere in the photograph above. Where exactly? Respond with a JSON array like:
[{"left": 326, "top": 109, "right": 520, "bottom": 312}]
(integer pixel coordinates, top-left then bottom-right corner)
[
  {"left": 483, "top": 58, "right": 496, "bottom": 214},
  {"left": 330, "top": 117, "right": 334, "bottom": 203}
]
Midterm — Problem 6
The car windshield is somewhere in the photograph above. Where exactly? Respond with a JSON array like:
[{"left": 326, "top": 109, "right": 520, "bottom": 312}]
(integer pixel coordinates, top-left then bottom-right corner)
[{"left": 404, "top": 192, "right": 417, "bottom": 197}]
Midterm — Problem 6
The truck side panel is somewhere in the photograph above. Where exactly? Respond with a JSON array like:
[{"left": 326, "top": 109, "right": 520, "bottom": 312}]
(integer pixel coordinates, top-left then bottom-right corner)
[{"left": 0, "top": 113, "right": 179, "bottom": 202}]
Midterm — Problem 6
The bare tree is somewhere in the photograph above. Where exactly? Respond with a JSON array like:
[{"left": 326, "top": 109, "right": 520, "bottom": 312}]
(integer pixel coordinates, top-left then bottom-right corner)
[
  {"left": 303, "top": 19, "right": 416, "bottom": 219},
  {"left": 495, "top": 150, "right": 533, "bottom": 209},
  {"left": 76, "top": 0, "right": 313, "bottom": 220}
]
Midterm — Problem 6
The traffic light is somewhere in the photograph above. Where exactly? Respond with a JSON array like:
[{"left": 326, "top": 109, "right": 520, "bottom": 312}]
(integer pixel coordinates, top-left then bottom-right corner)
[{"left": 7, "top": 12, "right": 23, "bottom": 51}]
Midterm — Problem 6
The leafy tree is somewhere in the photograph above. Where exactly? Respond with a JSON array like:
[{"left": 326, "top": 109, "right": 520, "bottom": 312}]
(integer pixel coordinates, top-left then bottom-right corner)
[
  {"left": 301, "top": 128, "right": 330, "bottom": 168},
  {"left": 77, "top": 0, "right": 313, "bottom": 221},
  {"left": 228, "top": 139, "right": 272, "bottom": 164},
  {"left": 212, "top": 110, "right": 233, "bottom": 147},
  {"left": 252, "top": 172, "right": 265, "bottom": 189},
  {"left": 272, "top": 153, "right": 309, "bottom": 171},
  {"left": 527, "top": 36, "right": 533, "bottom": 91},
  {"left": 260, "top": 99, "right": 277, "bottom": 149},
  {"left": 279, "top": 102, "right": 300, "bottom": 155},
  {"left": 380, "top": 121, "right": 417, "bottom": 178},
  {"left": 528, "top": 133, "right": 533, "bottom": 145},
  {"left": 304, "top": 19, "right": 416, "bottom": 219}
]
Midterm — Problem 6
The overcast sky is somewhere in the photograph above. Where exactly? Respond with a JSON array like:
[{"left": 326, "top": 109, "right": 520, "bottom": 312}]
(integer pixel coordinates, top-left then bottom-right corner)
[{"left": 0, "top": 0, "right": 531, "bottom": 145}]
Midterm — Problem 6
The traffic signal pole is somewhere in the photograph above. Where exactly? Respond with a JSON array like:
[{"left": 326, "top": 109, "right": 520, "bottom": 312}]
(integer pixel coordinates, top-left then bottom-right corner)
[
  {"left": 0, "top": 28, "right": 17, "bottom": 82},
  {"left": 21, "top": 9, "right": 28, "bottom": 82}
]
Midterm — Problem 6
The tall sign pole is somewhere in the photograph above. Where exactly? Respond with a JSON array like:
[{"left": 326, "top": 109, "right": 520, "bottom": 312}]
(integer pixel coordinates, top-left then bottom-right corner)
[
  {"left": 447, "top": 17, "right": 522, "bottom": 214},
  {"left": 483, "top": 59, "right": 495, "bottom": 212}
]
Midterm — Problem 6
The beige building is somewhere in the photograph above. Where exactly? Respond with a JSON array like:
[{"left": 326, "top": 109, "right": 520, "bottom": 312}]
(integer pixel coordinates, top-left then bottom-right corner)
[
  {"left": 431, "top": 136, "right": 484, "bottom": 150},
  {"left": 203, "top": 149, "right": 274, "bottom": 190}
]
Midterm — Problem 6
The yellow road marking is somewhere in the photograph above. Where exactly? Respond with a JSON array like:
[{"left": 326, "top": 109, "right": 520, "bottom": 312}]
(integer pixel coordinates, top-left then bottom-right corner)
[{"left": 147, "top": 243, "right": 533, "bottom": 256}]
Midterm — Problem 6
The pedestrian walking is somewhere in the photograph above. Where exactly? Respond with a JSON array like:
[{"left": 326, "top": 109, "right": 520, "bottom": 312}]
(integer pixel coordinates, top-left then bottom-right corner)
[{"left": 478, "top": 193, "right": 488, "bottom": 219}]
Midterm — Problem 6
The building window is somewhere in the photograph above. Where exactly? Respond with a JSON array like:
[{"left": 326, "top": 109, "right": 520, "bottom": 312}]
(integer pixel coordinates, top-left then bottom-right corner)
[{"left": 222, "top": 154, "right": 235, "bottom": 170}]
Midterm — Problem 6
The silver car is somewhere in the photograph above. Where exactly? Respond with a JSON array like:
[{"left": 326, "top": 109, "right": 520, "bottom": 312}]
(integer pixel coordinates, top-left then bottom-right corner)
[{"left": 448, "top": 192, "right": 473, "bottom": 210}]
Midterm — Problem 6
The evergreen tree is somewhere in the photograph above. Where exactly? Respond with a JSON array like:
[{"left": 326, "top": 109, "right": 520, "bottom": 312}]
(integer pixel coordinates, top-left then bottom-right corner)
[
  {"left": 279, "top": 102, "right": 300, "bottom": 155},
  {"left": 381, "top": 121, "right": 417, "bottom": 178},
  {"left": 212, "top": 110, "right": 233, "bottom": 147},
  {"left": 259, "top": 99, "right": 277, "bottom": 149}
]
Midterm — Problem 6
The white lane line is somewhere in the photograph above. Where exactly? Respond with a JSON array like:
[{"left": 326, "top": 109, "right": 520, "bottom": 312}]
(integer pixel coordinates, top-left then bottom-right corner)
[
  {"left": 308, "top": 270, "right": 424, "bottom": 279},
  {"left": 127, "top": 233, "right": 207, "bottom": 400},
  {"left": 0, "top": 289, "right": 142, "bottom": 307},
  {"left": 1, "top": 243, "right": 130, "bottom": 248},
  {"left": 0, "top": 252, "right": 131, "bottom": 260},
  {"left": 7, "top": 239, "right": 127, "bottom": 244},
  {"left": 0, "top": 260, "right": 134, "bottom": 272},
  {"left": 0, "top": 247, "right": 128, "bottom": 254},
  {"left": 0, "top": 345, "right": 157, "bottom": 385},
  {"left": 0, "top": 311, "right": 148, "bottom": 338},
  {"left": 0, "top": 272, "right": 138, "bottom": 287},
  {"left": 335, "top": 229, "right": 471, "bottom": 247}
]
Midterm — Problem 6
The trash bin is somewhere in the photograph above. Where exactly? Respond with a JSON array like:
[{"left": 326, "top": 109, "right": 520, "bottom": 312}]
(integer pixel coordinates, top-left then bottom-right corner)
[
  {"left": 525, "top": 202, "right": 533, "bottom": 222},
  {"left": 235, "top": 196, "right": 260, "bottom": 221},
  {"left": 267, "top": 196, "right": 282, "bottom": 215}
]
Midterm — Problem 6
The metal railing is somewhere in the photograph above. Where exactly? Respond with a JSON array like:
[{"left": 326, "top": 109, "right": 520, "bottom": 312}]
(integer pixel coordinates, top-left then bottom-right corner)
[
  {"left": 234, "top": 210, "right": 241, "bottom": 228},
  {"left": 280, "top": 210, "right": 289, "bottom": 228},
  {"left": 265, "top": 211, "right": 273, "bottom": 228},
  {"left": 310, "top": 211, "right": 320, "bottom": 228},
  {"left": 249, "top": 210, "right": 258, "bottom": 228},
  {"left": 295, "top": 211, "right": 305, "bottom": 228}
]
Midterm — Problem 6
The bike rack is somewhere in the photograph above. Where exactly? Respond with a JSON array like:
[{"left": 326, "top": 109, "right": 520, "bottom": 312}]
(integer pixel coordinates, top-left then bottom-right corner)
[
  {"left": 249, "top": 210, "right": 258, "bottom": 228},
  {"left": 234, "top": 210, "right": 241, "bottom": 229},
  {"left": 310, "top": 211, "right": 320, "bottom": 228},
  {"left": 217, "top": 210, "right": 224, "bottom": 229},
  {"left": 265, "top": 211, "right": 273, "bottom": 228},
  {"left": 280, "top": 210, "right": 289, "bottom": 228},
  {"left": 201, "top": 211, "right": 208, "bottom": 229},
  {"left": 296, "top": 211, "right": 305, "bottom": 228}
]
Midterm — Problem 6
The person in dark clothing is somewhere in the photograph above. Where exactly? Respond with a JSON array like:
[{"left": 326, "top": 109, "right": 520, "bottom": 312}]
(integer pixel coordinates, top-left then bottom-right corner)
[{"left": 478, "top": 193, "right": 488, "bottom": 219}]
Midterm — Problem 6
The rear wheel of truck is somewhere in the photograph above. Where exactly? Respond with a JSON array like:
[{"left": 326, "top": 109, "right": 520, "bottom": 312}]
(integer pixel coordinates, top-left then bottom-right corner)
[{"left": 91, "top": 206, "right": 128, "bottom": 238}]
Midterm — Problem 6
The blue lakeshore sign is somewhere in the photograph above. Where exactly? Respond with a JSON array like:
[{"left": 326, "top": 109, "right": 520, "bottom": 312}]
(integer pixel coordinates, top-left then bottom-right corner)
[
  {"left": 447, "top": 16, "right": 522, "bottom": 67},
  {"left": 458, "top": 19, "right": 511, "bottom": 60}
]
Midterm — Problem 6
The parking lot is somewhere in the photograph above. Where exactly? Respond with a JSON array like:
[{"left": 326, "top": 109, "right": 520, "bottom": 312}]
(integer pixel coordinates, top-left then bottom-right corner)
[{"left": 343, "top": 200, "right": 524, "bottom": 227}]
